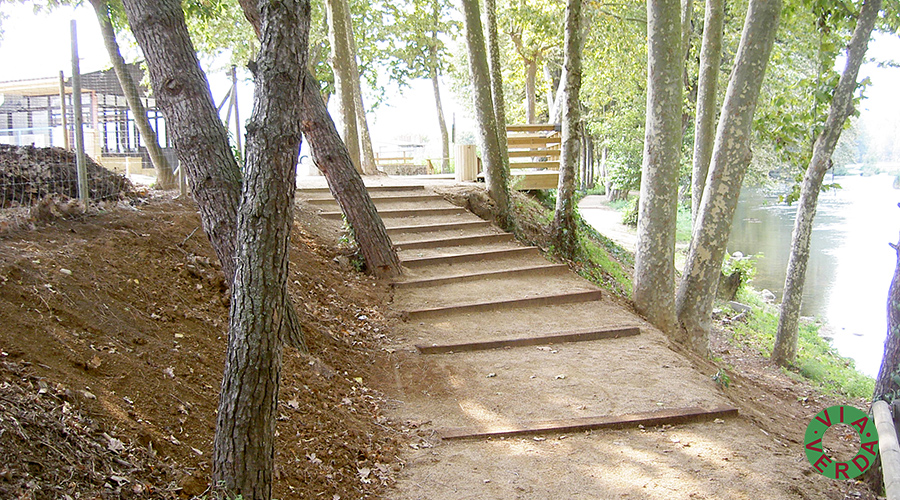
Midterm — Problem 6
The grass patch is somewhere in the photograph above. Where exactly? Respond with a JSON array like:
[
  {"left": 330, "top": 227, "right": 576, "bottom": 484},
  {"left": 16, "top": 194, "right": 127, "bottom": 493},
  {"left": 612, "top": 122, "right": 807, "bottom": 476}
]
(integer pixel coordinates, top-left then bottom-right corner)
[
  {"left": 676, "top": 205, "right": 692, "bottom": 243},
  {"left": 728, "top": 288, "right": 875, "bottom": 399}
]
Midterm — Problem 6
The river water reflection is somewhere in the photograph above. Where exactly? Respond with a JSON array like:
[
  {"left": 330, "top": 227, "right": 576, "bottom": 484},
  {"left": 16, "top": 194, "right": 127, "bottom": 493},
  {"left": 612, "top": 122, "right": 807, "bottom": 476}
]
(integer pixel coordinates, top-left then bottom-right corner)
[{"left": 728, "top": 174, "right": 899, "bottom": 376}]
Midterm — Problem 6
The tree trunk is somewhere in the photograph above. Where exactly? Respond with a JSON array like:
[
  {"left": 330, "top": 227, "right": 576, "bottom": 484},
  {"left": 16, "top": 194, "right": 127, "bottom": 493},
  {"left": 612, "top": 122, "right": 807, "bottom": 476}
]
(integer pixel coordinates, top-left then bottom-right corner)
[
  {"left": 675, "top": 0, "right": 781, "bottom": 355},
  {"left": 524, "top": 59, "right": 538, "bottom": 124},
  {"left": 300, "top": 69, "right": 402, "bottom": 277},
  {"left": 482, "top": 0, "right": 512, "bottom": 230},
  {"left": 462, "top": 0, "right": 510, "bottom": 230},
  {"left": 343, "top": 0, "right": 379, "bottom": 176},
  {"left": 690, "top": 0, "right": 725, "bottom": 222},
  {"left": 90, "top": 0, "right": 177, "bottom": 190},
  {"left": 122, "top": 0, "right": 242, "bottom": 281},
  {"left": 122, "top": 0, "right": 308, "bottom": 352},
  {"left": 238, "top": 0, "right": 402, "bottom": 278},
  {"left": 325, "top": 0, "right": 361, "bottom": 173},
  {"left": 874, "top": 233, "right": 900, "bottom": 400},
  {"left": 772, "top": 0, "right": 882, "bottom": 366},
  {"left": 633, "top": 0, "right": 683, "bottom": 335},
  {"left": 551, "top": 0, "right": 583, "bottom": 257},
  {"left": 213, "top": 2, "right": 310, "bottom": 497},
  {"left": 431, "top": 65, "right": 450, "bottom": 173}
]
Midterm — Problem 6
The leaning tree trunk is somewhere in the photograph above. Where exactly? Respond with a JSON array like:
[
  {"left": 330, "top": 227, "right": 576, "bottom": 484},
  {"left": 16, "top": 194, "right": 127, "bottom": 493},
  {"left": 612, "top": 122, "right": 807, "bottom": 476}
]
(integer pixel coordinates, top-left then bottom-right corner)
[
  {"left": 212, "top": 1, "right": 310, "bottom": 497},
  {"left": 431, "top": 64, "right": 450, "bottom": 173},
  {"left": 462, "top": 0, "right": 510, "bottom": 230},
  {"left": 482, "top": 0, "right": 512, "bottom": 230},
  {"left": 875, "top": 233, "right": 900, "bottom": 400},
  {"left": 237, "top": 0, "right": 402, "bottom": 278},
  {"left": 676, "top": 0, "right": 781, "bottom": 355},
  {"left": 343, "top": 0, "right": 379, "bottom": 176},
  {"left": 690, "top": 0, "right": 725, "bottom": 222},
  {"left": 325, "top": 0, "right": 361, "bottom": 173},
  {"left": 122, "top": 0, "right": 307, "bottom": 351},
  {"left": 632, "top": 0, "right": 682, "bottom": 335},
  {"left": 551, "top": 0, "right": 583, "bottom": 258},
  {"left": 772, "top": 0, "right": 882, "bottom": 366},
  {"left": 90, "top": 0, "right": 176, "bottom": 190},
  {"left": 300, "top": 69, "right": 401, "bottom": 277}
]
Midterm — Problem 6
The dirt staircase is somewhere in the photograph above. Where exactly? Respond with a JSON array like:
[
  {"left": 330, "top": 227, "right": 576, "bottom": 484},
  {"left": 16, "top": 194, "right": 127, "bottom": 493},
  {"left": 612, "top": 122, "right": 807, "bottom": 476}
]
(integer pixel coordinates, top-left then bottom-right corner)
[{"left": 296, "top": 184, "right": 752, "bottom": 499}]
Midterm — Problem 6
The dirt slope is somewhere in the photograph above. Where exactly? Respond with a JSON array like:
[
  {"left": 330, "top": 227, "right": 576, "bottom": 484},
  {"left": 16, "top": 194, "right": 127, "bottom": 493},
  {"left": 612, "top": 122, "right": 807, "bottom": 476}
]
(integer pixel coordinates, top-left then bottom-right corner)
[{"left": 0, "top": 193, "right": 403, "bottom": 499}]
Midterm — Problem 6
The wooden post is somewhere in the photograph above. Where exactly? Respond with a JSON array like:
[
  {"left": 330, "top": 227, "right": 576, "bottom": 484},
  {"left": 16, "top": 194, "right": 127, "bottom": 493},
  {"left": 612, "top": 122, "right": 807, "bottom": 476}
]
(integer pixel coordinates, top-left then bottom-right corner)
[
  {"left": 70, "top": 20, "right": 88, "bottom": 203},
  {"left": 875, "top": 401, "right": 900, "bottom": 500},
  {"left": 58, "top": 71, "right": 69, "bottom": 150},
  {"left": 231, "top": 65, "right": 242, "bottom": 160}
]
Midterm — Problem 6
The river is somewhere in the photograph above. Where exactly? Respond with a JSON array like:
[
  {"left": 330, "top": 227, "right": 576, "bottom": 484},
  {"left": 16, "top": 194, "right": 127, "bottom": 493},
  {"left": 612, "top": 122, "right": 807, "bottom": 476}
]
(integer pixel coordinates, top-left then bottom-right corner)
[{"left": 728, "top": 173, "right": 900, "bottom": 377}]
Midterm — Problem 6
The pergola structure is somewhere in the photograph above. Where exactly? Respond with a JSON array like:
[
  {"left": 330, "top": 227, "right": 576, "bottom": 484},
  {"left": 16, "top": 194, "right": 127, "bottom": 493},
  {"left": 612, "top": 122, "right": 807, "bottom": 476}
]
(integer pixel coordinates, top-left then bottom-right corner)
[{"left": 0, "top": 64, "right": 171, "bottom": 174}]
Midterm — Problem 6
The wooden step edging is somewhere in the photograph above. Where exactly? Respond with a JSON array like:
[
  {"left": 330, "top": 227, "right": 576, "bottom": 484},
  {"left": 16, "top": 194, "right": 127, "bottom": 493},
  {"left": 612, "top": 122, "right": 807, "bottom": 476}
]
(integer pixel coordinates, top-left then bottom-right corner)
[
  {"left": 395, "top": 233, "right": 514, "bottom": 251},
  {"left": 393, "top": 263, "right": 569, "bottom": 289},
  {"left": 436, "top": 406, "right": 739, "bottom": 441},
  {"left": 405, "top": 289, "right": 602, "bottom": 320},
  {"left": 415, "top": 326, "right": 640, "bottom": 354},
  {"left": 401, "top": 246, "right": 541, "bottom": 268},
  {"left": 319, "top": 207, "right": 466, "bottom": 220},
  {"left": 386, "top": 220, "right": 492, "bottom": 235}
]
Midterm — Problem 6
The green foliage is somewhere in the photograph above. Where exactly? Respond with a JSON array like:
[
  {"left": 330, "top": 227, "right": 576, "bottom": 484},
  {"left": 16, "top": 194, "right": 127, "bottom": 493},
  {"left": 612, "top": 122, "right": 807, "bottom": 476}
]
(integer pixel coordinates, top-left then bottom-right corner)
[
  {"left": 721, "top": 253, "right": 760, "bottom": 289},
  {"left": 675, "top": 204, "right": 692, "bottom": 243},
  {"left": 712, "top": 368, "right": 732, "bottom": 388},
  {"left": 729, "top": 289, "right": 875, "bottom": 399},
  {"left": 621, "top": 196, "right": 638, "bottom": 227}
]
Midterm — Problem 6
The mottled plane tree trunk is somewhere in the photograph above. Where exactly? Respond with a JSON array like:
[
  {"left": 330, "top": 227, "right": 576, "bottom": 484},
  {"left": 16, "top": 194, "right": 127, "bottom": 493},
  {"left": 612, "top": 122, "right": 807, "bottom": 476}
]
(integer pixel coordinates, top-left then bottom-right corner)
[
  {"left": 772, "top": 0, "right": 883, "bottom": 366},
  {"left": 632, "top": 0, "right": 682, "bottom": 335},
  {"left": 676, "top": 0, "right": 782, "bottom": 355},
  {"left": 483, "top": 0, "right": 513, "bottom": 230},
  {"left": 551, "top": 0, "right": 583, "bottom": 257},
  {"left": 325, "top": 0, "right": 361, "bottom": 172}
]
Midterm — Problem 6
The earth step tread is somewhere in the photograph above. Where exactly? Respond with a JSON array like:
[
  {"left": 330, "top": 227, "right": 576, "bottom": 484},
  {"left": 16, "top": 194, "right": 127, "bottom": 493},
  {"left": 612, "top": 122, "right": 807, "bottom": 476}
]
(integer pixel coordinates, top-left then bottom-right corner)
[
  {"left": 303, "top": 194, "right": 445, "bottom": 205},
  {"left": 296, "top": 185, "right": 426, "bottom": 194},
  {"left": 405, "top": 289, "right": 602, "bottom": 319},
  {"left": 401, "top": 246, "right": 541, "bottom": 267},
  {"left": 395, "top": 233, "right": 514, "bottom": 251},
  {"left": 437, "top": 406, "right": 739, "bottom": 440},
  {"left": 386, "top": 221, "right": 492, "bottom": 234},
  {"left": 393, "top": 263, "right": 569, "bottom": 288},
  {"left": 415, "top": 326, "right": 640, "bottom": 354}
]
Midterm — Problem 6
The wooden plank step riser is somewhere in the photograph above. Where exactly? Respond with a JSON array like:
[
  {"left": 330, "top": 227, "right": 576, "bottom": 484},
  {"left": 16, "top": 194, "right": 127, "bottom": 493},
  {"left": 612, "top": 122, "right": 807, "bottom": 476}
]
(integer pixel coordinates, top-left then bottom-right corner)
[
  {"left": 319, "top": 207, "right": 467, "bottom": 220},
  {"left": 401, "top": 246, "right": 540, "bottom": 268},
  {"left": 415, "top": 326, "right": 640, "bottom": 354},
  {"left": 386, "top": 221, "right": 492, "bottom": 234},
  {"left": 437, "top": 406, "right": 739, "bottom": 440},
  {"left": 395, "top": 233, "right": 514, "bottom": 251},
  {"left": 507, "top": 123, "right": 561, "bottom": 133},
  {"left": 405, "top": 289, "right": 602, "bottom": 320},
  {"left": 508, "top": 149, "right": 560, "bottom": 158},
  {"left": 393, "top": 264, "right": 569, "bottom": 289}
]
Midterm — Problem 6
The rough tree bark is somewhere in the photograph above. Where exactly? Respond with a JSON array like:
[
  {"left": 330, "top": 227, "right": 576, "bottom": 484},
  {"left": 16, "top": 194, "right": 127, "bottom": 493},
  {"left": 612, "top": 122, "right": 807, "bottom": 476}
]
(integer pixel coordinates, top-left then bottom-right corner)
[
  {"left": 772, "top": 0, "right": 882, "bottom": 366},
  {"left": 462, "top": 0, "right": 511, "bottom": 230},
  {"left": 690, "top": 0, "right": 725, "bottom": 222},
  {"left": 212, "top": 1, "right": 310, "bottom": 496},
  {"left": 343, "top": 0, "right": 379, "bottom": 176},
  {"left": 121, "top": 0, "right": 308, "bottom": 351},
  {"left": 238, "top": 0, "right": 402, "bottom": 278},
  {"left": 551, "top": 0, "right": 583, "bottom": 257},
  {"left": 874, "top": 232, "right": 900, "bottom": 400},
  {"left": 325, "top": 0, "right": 361, "bottom": 173},
  {"left": 483, "top": 0, "right": 513, "bottom": 231},
  {"left": 632, "top": 0, "right": 682, "bottom": 335},
  {"left": 90, "top": 0, "right": 176, "bottom": 189},
  {"left": 675, "top": 0, "right": 781, "bottom": 355}
]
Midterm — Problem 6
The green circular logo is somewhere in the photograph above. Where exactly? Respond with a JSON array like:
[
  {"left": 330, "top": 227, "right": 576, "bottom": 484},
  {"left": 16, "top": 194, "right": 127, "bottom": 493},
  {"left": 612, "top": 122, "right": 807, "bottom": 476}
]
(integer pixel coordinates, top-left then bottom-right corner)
[{"left": 804, "top": 405, "right": 879, "bottom": 480}]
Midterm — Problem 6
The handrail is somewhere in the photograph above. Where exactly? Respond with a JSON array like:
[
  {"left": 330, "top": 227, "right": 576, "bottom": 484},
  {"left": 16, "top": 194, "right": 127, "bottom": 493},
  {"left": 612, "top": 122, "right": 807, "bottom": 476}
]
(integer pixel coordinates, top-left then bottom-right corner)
[{"left": 874, "top": 400, "right": 900, "bottom": 500}]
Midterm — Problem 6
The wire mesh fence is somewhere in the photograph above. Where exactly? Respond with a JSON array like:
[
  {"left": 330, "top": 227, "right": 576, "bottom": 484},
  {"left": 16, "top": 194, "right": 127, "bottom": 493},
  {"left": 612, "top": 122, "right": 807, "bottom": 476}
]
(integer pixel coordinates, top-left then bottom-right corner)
[{"left": 0, "top": 61, "right": 171, "bottom": 234}]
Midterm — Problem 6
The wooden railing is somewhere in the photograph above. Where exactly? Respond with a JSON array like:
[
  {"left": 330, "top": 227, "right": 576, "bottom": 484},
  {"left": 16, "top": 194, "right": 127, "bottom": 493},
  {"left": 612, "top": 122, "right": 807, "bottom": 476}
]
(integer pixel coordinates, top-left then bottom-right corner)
[{"left": 505, "top": 123, "right": 561, "bottom": 190}]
